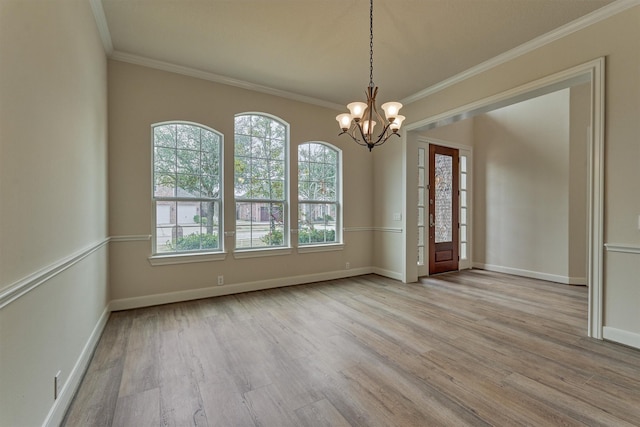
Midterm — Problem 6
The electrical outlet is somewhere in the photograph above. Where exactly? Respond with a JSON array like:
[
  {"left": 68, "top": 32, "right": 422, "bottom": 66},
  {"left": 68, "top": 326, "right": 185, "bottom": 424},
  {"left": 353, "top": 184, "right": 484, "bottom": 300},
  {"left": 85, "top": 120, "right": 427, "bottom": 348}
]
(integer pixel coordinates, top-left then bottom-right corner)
[
  {"left": 217, "top": 275, "right": 224, "bottom": 286},
  {"left": 54, "top": 371, "right": 62, "bottom": 400},
  {"left": 346, "top": 262, "right": 351, "bottom": 270}
]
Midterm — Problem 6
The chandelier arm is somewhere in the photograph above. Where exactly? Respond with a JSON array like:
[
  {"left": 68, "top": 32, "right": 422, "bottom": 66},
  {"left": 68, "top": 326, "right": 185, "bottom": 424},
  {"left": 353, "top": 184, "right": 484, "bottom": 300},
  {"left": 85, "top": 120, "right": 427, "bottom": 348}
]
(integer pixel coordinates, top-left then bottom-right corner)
[
  {"left": 373, "top": 129, "right": 401, "bottom": 148},
  {"left": 338, "top": 129, "right": 368, "bottom": 147}
]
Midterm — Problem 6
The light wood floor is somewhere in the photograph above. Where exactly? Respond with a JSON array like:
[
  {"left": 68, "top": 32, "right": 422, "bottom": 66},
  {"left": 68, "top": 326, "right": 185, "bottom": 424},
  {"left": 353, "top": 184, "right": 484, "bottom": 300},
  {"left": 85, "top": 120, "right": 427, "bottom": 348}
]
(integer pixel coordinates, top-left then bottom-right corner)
[{"left": 63, "top": 270, "right": 640, "bottom": 426}]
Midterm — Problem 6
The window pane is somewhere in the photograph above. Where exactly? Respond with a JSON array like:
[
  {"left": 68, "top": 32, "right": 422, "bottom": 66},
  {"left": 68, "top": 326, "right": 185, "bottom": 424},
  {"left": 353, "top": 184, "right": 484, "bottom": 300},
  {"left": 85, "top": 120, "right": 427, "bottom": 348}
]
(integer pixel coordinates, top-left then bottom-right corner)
[
  {"left": 235, "top": 202, "right": 285, "bottom": 248},
  {"left": 418, "top": 148, "right": 426, "bottom": 167},
  {"left": 177, "top": 174, "right": 201, "bottom": 198},
  {"left": 460, "top": 225, "right": 467, "bottom": 241},
  {"left": 460, "top": 189, "right": 467, "bottom": 208},
  {"left": 154, "top": 125, "right": 176, "bottom": 148},
  {"left": 460, "top": 155, "right": 467, "bottom": 173},
  {"left": 461, "top": 242, "right": 467, "bottom": 259},
  {"left": 461, "top": 173, "right": 467, "bottom": 190},
  {"left": 299, "top": 203, "right": 337, "bottom": 245},
  {"left": 176, "top": 148, "right": 200, "bottom": 174},
  {"left": 177, "top": 124, "right": 200, "bottom": 150}
]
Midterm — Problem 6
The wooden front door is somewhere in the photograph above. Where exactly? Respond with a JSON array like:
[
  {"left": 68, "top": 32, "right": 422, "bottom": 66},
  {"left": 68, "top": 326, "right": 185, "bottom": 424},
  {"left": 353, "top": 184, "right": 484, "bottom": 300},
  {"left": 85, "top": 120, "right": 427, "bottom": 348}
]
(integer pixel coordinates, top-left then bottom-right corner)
[{"left": 429, "top": 144, "right": 459, "bottom": 274}]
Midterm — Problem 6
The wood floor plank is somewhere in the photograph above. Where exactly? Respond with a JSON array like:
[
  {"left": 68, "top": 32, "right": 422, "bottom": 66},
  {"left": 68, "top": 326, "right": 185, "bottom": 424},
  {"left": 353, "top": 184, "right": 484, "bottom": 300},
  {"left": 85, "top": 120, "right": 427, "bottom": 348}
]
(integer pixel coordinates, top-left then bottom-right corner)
[
  {"left": 112, "top": 387, "right": 160, "bottom": 427},
  {"left": 294, "top": 398, "right": 352, "bottom": 427},
  {"left": 63, "top": 270, "right": 640, "bottom": 427}
]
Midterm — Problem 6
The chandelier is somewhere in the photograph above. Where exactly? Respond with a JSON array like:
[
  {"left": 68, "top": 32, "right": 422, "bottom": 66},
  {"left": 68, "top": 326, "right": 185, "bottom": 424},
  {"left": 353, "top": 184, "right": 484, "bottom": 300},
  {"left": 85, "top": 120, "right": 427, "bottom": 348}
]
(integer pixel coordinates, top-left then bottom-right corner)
[{"left": 336, "top": 0, "right": 405, "bottom": 152}]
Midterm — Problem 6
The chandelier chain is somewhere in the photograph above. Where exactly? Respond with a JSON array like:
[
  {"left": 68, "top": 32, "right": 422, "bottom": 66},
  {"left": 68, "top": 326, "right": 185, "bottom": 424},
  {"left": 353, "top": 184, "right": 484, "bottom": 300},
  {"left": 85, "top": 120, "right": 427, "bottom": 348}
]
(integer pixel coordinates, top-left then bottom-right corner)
[{"left": 369, "top": 0, "right": 374, "bottom": 88}]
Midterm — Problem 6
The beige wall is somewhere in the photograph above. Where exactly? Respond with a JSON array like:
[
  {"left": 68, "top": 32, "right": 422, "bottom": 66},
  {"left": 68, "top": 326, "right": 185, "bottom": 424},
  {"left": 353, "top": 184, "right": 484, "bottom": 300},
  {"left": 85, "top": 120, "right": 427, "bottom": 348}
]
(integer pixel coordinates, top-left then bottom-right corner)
[
  {"left": 420, "top": 118, "right": 476, "bottom": 147},
  {"left": 473, "top": 89, "right": 571, "bottom": 279},
  {"left": 0, "top": 1, "right": 109, "bottom": 426},
  {"left": 378, "top": 6, "right": 640, "bottom": 340},
  {"left": 108, "top": 60, "right": 374, "bottom": 302}
]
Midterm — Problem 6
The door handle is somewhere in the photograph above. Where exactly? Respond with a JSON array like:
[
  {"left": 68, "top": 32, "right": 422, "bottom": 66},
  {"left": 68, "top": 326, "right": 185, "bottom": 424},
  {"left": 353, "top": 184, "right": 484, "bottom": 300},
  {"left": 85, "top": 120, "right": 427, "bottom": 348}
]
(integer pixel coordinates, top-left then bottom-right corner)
[{"left": 429, "top": 213, "right": 435, "bottom": 228}]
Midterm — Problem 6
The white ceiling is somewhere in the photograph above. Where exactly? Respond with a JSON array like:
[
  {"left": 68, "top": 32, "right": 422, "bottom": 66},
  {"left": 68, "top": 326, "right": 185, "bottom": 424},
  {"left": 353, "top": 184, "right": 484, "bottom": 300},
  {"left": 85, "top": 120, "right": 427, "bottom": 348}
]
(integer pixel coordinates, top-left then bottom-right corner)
[{"left": 99, "top": 0, "right": 616, "bottom": 108}]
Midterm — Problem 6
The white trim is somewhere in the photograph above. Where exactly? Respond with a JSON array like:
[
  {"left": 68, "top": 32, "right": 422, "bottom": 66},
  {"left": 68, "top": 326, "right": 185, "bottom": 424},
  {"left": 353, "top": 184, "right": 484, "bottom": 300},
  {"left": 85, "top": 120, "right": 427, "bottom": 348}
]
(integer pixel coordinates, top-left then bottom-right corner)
[
  {"left": 109, "top": 267, "right": 373, "bottom": 311},
  {"left": 603, "top": 327, "right": 640, "bottom": 350},
  {"left": 148, "top": 251, "right": 227, "bottom": 266},
  {"left": 407, "top": 61, "right": 594, "bottom": 132},
  {"left": 0, "top": 238, "right": 110, "bottom": 309},
  {"left": 42, "top": 305, "right": 110, "bottom": 427},
  {"left": 401, "top": 0, "right": 639, "bottom": 105},
  {"left": 88, "top": 0, "right": 113, "bottom": 55},
  {"left": 110, "top": 51, "right": 344, "bottom": 111},
  {"left": 372, "top": 267, "right": 403, "bottom": 281},
  {"left": 111, "top": 234, "right": 151, "bottom": 242},
  {"left": 232, "top": 247, "right": 293, "bottom": 259},
  {"left": 473, "top": 263, "right": 582, "bottom": 285},
  {"left": 373, "top": 227, "right": 403, "bottom": 233},
  {"left": 604, "top": 243, "right": 640, "bottom": 254},
  {"left": 587, "top": 57, "right": 605, "bottom": 340},
  {"left": 297, "top": 243, "right": 344, "bottom": 254},
  {"left": 344, "top": 227, "right": 373, "bottom": 232}
]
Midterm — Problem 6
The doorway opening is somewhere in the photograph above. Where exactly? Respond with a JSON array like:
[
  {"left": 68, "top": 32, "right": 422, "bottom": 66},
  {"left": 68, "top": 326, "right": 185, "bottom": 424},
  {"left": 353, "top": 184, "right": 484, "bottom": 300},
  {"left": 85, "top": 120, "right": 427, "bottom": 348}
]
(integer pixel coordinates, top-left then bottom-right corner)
[{"left": 403, "top": 58, "right": 605, "bottom": 339}]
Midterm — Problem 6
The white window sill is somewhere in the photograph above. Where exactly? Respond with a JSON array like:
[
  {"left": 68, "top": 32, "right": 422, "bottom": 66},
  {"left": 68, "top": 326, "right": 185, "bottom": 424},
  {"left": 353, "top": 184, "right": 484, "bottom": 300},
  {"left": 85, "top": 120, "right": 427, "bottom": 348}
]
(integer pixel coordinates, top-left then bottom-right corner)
[
  {"left": 148, "top": 251, "right": 227, "bottom": 266},
  {"left": 297, "top": 243, "right": 344, "bottom": 254},
  {"left": 233, "top": 247, "right": 293, "bottom": 259}
]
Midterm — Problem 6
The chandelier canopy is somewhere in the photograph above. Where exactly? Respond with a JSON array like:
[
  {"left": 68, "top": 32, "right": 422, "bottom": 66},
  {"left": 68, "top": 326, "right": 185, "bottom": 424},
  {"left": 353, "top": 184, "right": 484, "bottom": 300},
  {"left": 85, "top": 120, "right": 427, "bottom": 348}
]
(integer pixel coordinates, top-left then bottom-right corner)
[{"left": 336, "top": 0, "right": 405, "bottom": 152}]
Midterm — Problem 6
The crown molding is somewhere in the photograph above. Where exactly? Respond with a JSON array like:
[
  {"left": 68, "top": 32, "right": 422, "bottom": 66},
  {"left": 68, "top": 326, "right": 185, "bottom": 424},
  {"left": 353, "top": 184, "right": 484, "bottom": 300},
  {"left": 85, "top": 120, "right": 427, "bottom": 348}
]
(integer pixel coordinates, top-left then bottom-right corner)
[
  {"left": 109, "top": 51, "right": 344, "bottom": 111},
  {"left": 401, "top": 0, "right": 640, "bottom": 105},
  {"left": 88, "top": 0, "right": 113, "bottom": 55},
  {"left": 89, "top": 0, "right": 638, "bottom": 110}
]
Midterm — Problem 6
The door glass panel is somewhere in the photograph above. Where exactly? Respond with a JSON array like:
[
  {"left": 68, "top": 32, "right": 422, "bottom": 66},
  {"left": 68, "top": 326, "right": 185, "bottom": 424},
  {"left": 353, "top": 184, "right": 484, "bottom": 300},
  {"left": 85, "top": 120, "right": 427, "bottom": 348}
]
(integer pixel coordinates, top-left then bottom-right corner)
[{"left": 435, "top": 153, "right": 453, "bottom": 243}]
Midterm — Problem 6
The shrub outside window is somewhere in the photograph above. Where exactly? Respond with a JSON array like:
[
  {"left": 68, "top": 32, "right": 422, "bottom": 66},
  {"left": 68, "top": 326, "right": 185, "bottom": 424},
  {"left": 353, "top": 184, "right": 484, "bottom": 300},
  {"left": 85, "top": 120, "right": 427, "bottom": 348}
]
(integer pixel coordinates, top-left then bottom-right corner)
[
  {"left": 298, "top": 142, "right": 340, "bottom": 245},
  {"left": 152, "top": 122, "right": 223, "bottom": 254},
  {"left": 234, "top": 114, "right": 289, "bottom": 249}
]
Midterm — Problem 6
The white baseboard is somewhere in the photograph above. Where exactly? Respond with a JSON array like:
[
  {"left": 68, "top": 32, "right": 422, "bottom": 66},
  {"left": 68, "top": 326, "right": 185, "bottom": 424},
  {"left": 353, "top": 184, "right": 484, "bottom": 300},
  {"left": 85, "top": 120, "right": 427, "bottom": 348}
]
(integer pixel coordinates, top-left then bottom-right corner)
[
  {"left": 110, "top": 267, "right": 374, "bottom": 311},
  {"left": 473, "top": 262, "right": 584, "bottom": 285},
  {"left": 371, "top": 267, "right": 403, "bottom": 281},
  {"left": 42, "top": 305, "right": 111, "bottom": 427},
  {"left": 603, "top": 326, "right": 640, "bottom": 350}
]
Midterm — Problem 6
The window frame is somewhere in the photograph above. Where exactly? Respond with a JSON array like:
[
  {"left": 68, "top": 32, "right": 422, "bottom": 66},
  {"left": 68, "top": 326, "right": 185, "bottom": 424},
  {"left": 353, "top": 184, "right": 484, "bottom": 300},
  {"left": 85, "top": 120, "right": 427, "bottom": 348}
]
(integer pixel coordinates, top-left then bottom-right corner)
[
  {"left": 297, "top": 141, "right": 342, "bottom": 247},
  {"left": 233, "top": 113, "right": 290, "bottom": 252},
  {"left": 150, "top": 121, "right": 224, "bottom": 259}
]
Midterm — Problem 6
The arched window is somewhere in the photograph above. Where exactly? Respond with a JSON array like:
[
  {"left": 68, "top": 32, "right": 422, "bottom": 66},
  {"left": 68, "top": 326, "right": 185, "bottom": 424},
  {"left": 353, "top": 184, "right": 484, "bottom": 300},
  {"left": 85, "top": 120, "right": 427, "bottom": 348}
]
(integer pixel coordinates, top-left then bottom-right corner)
[
  {"left": 152, "top": 122, "right": 223, "bottom": 254},
  {"left": 298, "top": 142, "right": 341, "bottom": 245},
  {"left": 234, "top": 113, "right": 289, "bottom": 249}
]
